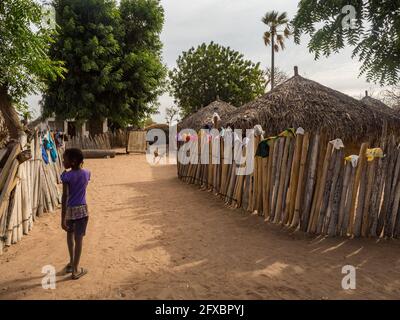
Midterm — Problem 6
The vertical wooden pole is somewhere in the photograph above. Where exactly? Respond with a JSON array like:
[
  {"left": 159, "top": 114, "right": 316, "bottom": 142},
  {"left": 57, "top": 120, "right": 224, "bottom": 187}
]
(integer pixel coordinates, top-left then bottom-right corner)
[
  {"left": 286, "top": 133, "right": 304, "bottom": 225},
  {"left": 348, "top": 142, "right": 369, "bottom": 235},
  {"left": 300, "top": 134, "right": 320, "bottom": 231},
  {"left": 291, "top": 133, "right": 310, "bottom": 229}
]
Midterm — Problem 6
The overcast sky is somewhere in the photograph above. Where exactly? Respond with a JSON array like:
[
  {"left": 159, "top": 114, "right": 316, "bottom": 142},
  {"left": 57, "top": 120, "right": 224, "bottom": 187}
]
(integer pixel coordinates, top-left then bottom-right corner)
[{"left": 28, "top": 0, "right": 387, "bottom": 123}]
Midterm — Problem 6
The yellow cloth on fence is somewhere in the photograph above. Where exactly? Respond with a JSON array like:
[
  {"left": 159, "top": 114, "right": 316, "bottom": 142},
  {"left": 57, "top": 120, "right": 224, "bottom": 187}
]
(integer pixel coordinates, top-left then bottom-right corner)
[
  {"left": 366, "top": 148, "right": 384, "bottom": 161},
  {"left": 345, "top": 155, "right": 359, "bottom": 168},
  {"left": 278, "top": 128, "right": 296, "bottom": 138}
]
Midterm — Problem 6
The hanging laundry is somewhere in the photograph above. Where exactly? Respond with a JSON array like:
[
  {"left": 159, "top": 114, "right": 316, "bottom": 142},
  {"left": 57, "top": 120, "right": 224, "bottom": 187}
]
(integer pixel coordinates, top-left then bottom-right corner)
[
  {"left": 279, "top": 128, "right": 296, "bottom": 138},
  {"left": 345, "top": 155, "right": 359, "bottom": 168},
  {"left": 255, "top": 136, "right": 277, "bottom": 158},
  {"left": 48, "top": 132, "right": 58, "bottom": 162},
  {"left": 212, "top": 112, "right": 221, "bottom": 122},
  {"left": 255, "top": 139, "right": 270, "bottom": 158},
  {"left": 253, "top": 125, "right": 264, "bottom": 137},
  {"left": 366, "top": 148, "right": 384, "bottom": 161},
  {"left": 42, "top": 144, "right": 49, "bottom": 164},
  {"left": 329, "top": 138, "right": 345, "bottom": 150}
]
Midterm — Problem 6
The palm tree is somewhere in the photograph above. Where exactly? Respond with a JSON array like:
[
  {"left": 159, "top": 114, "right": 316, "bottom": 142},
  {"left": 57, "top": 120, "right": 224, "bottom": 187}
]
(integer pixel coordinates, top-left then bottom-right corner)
[{"left": 262, "top": 11, "right": 291, "bottom": 90}]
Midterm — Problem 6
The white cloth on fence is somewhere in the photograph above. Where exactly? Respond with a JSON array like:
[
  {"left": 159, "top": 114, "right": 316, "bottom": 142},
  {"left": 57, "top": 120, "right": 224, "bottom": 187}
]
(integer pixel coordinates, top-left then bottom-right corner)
[
  {"left": 253, "top": 125, "right": 264, "bottom": 137},
  {"left": 329, "top": 138, "right": 345, "bottom": 150},
  {"left": 212, "top": 112, "right": 221, "bottom": 122},
  {"left": 296, "top": 127, "right": 305, "bottom": 135},
  {"left": 345, "top": 155, "right": 359, "bottom": 168}
]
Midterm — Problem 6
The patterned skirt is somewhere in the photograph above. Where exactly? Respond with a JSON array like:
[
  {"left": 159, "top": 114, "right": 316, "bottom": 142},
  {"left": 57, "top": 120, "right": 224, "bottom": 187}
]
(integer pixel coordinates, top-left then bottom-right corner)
[{"left": 66, "top": 204, "right": 89, "bottom": 221}]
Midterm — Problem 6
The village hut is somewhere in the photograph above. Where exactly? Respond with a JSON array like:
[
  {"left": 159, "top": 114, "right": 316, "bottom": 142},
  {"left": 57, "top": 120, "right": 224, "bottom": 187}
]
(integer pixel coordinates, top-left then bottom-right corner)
[
  {"left": 225, "top": 67, "right": 400, "bottom": 145},
  {"left": 361, "top": 91, "right": 398, "bottom": 117},
  {"left": 145, "top": 123, "right": 170, "bottom": 145},
  {"left": 178, "top": 99, "right": 236, "bottom": 132}
]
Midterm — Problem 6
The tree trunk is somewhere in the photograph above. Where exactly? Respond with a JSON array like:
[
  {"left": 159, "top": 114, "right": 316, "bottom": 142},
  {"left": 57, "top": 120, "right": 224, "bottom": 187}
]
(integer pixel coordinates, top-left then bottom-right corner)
[
  {"left": 271, "top": 33, "right": 275, "bottom": 90},
  {"left": 0, "top": 85, "right": 24, "bottom": 139}
]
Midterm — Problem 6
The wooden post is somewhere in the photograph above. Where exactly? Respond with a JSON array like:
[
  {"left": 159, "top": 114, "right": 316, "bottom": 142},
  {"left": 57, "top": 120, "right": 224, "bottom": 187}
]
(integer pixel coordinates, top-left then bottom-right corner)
[
  {"left": 286, "top": 133, "right": 304, "bottom": 225},
  {"left": 337, "top": 161, "right": 352, "bottom": 233},
  {"left": 361, "top": 159, "right": 377, "bottom": 237},
  {"left": 271, "top": 137, "right": 285, "bottom": 222},
  {"left": 384, "top": 147, "right": 400, "bottom": 238},
  {"left": 376, "top": 137, "right": 396, "bottom": 236},
  {"left": 281, "top": 139, "right": 295, "bottom": 224},
  {"left": 291, "top": 133, "right": 310, "bottom": 229},
  {"left": 264, "top": 139, "right": 275, "bottom": 221},
  {"left": 300, "top": 134, "right": 320, "bottom": 231},
  {"left": 341, "top": 164, "right": 357, "bottom": 236},
  {"left": 307, "top": 133, "right": 328, "bottom": 231},
  {"left": 316, "top": 144, "right": 337, "bottom": 234},
  {"left": 348, "top": 143, "right": 369, "bottom": 235},
  {"left": 326, "top": 149, "right": 345, "bottom": 236},
  {"left": 353, "top": 157, "right": 368, "bottom": 237},
  {"left": 274, "top": 136, "right": 291, "bottom": 223}
]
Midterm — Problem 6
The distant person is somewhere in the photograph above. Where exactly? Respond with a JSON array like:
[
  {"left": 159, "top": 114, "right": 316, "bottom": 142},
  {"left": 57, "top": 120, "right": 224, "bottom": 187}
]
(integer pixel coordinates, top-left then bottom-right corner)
[
  {"left": 55, "top": 129, "right": 64, "bottom": 148},
  {"left": 61, "top": 148, "right": 90, "bottom": 280}
]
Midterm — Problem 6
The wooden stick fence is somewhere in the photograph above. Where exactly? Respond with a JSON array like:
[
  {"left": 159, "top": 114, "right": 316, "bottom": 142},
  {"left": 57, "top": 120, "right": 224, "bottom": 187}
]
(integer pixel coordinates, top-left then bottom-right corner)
[
  {"left": 65, "top": 129, "right": 127, "bottom": 150},
  {"left": 177, "top": 128, "right": 400, "bottom": 238},
  {"left": 0, "top": 130, "right": 63, "bottom": 254}
]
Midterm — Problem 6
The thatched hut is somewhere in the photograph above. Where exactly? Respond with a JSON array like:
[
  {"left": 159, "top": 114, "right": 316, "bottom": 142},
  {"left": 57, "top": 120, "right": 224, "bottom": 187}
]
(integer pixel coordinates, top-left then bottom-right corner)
[
  {"left": 178, "top": 100, "right": 236, "bottom": 132},
  {"left": 225, "top": 67, "right": 400, "bottom": 144},
  {"left": 361, "top": 91, "right": 397, "bottom": 116},
  {"left": 145, "top": 123, "right": 170, "bottom": 144}
]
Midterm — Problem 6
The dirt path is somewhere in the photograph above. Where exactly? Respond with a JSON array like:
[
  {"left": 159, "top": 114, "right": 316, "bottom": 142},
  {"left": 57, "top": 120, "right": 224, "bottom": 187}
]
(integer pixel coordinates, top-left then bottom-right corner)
[{"left": 1, "top": 154, "right": 400, "bottom": 299}]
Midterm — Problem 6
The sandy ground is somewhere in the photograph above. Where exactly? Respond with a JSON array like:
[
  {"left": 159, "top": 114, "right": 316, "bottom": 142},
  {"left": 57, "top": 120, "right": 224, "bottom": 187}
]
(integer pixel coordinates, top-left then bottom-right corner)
[{"left": 0, "top": 153, "right": 400, "bottom": 300}]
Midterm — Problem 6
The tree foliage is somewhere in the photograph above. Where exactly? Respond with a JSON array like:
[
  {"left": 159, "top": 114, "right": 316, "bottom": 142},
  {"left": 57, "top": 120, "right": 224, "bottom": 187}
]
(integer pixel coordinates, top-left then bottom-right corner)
[
  {"left": 42, "top": 0, "right": 123, "bottom": 122},
  {"left": 0, "top": 0, "right": 65, "bottom": 137},
  {"left": 169, "top": 42, "right": 266, "bottom": 117},
  {"left": 262, "top": 11, "right": 291, "bottom": 52},
  {"left": 292, "top": 0, "right": 400, "bottom": 85},
  {"left": 262, "top": 11, "right": 291, "bottom": 90},
  {"left": 119, "top": 0, "right": 166, "bottom": 126},
  {"left": 43, "top": 0, "right": 166, "bottom": 127}
]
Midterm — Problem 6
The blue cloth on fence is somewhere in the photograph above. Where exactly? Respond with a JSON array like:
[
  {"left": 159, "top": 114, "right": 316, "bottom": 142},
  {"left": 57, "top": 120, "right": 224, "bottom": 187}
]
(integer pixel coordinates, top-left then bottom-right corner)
[
  {"left": 49, "top": 137, "right": 57, "bottom": 162},
  {"left": 42, "top": 145, "right": 49, "bottom": 164},
  {"left": 43, "top": 133, "right": 58, "bottom": 163}
]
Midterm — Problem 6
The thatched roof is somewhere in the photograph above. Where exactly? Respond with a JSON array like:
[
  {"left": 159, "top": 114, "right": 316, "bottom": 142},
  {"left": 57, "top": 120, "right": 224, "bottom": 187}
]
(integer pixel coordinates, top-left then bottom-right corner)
[
  {"left": 178, "top": 100, "right": 236, "bottom": 131},
  {"left": 145, "top": 123, "right": 169, "bottom": 131},
  {"left": 361, "top": 92, "right": 396, "bottom": 116},
  {"left": 224, "top": 69, "right": 400, "bottom": 143}
]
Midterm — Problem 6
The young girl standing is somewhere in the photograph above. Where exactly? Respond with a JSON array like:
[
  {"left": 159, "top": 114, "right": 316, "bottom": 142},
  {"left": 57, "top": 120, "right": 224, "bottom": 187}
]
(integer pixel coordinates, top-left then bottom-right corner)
[{"left": 61, "top": 148, "right": 90, "bottom": 280}]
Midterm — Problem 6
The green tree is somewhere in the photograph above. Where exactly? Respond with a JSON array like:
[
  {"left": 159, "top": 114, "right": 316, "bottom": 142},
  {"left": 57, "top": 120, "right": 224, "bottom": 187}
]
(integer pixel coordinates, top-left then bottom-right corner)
[
  {"left": 262, "top": 11, "right": 291, "bottom": 90},
  {"left": 119, "top": 0, "right": 167, "bottom": 127},
  {"left": 0, "top": 0, "right": 65, "bottom": 138},
  {"left": 292, "top": 1, "right": 400, "bottom": 85},
  {"left": 169, "top": 42, "right": 266, "bottom": 117},
  {"left": 42, "top": 0, "right": 124, "bottom": 125},
  {"left": 43, "top": 0, "right": 166, "bottom": 128}
]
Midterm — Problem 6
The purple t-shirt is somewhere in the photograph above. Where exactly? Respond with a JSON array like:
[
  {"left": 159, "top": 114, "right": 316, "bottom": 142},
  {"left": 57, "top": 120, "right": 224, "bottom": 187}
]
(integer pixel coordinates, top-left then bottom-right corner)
[{"left": 61, "top": 169, "right": 90, "bottom": 207}]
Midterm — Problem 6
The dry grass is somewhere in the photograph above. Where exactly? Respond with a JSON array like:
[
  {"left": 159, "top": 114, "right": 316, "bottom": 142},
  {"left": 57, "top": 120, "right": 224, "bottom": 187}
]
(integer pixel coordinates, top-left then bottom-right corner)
[
  {"left": 178, "top": 100, "right": 236, "bottom": 131},
  {"left": 224, "top": 74, "right": 400, "bottom": 143}
]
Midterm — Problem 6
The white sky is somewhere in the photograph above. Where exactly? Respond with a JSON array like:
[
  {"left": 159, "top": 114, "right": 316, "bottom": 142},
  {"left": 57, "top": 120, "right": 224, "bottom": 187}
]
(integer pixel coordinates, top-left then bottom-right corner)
[{"left": 27, "top": 0, "right": 387, "bottom": 123}]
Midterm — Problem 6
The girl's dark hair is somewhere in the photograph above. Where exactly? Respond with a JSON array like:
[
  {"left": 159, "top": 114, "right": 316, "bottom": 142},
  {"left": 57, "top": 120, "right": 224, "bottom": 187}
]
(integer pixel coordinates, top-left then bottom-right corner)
[{"left": 64, "top": 148, "right": 84, "bottom": 166}]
